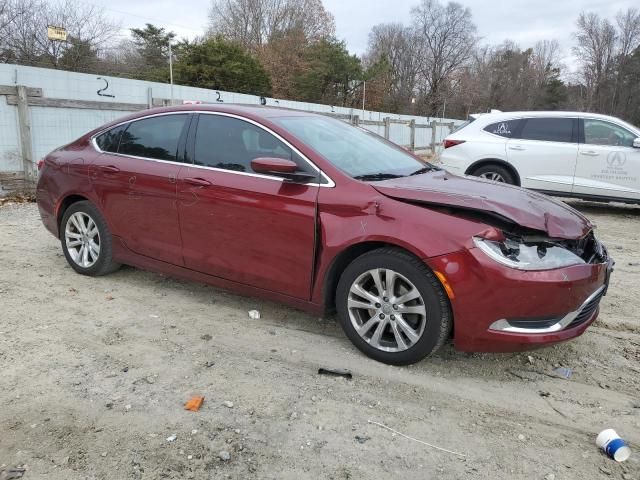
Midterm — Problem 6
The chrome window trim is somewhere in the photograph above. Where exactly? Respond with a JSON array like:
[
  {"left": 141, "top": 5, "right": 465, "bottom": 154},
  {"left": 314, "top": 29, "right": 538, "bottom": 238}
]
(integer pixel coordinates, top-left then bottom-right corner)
[{"left": 90, "top": 110, "right": 336, "bottom": 188}]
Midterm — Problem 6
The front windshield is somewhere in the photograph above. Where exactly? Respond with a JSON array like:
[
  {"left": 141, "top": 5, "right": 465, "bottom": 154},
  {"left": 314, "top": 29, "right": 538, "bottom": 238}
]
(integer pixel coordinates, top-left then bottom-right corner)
[{"left": 272, "top": 116, "right": 433, "bottom": 180}]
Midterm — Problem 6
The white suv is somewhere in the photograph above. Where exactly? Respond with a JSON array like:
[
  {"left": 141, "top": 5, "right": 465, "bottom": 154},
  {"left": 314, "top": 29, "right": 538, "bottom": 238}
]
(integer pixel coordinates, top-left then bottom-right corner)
[{"left": 439, "top": 111, "right": 640, "bottom": 203}]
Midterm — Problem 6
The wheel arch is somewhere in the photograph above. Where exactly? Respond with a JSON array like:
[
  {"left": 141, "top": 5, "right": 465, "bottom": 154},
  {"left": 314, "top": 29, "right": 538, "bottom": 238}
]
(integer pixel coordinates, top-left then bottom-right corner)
[
  {"left": 56, "top": 194, "right": 91, "bottom": 238},
  {"left": 322, "top": 241, "right": 434, "bottom": 314},
  {"left": 465, "top": 159, "right": 521, "bottom": 186}
]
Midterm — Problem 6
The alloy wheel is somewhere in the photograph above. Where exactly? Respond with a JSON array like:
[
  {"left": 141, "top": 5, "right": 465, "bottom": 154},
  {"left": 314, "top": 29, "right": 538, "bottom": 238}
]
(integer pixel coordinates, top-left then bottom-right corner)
[
  {"left": 478, "top": 172, "right": 505, "bottom": 182},
  {"left": 65, "top": 212, "right": 101, "bottom": 268},
  {"left": 347, "top": 268, "right": 427, "bottom": 352}
]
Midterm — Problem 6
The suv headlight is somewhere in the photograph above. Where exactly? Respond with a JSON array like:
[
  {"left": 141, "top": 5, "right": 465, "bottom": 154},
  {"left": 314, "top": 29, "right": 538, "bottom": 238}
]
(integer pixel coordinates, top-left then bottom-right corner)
[{"left": 473, "top": 237, "right": 585, "bottom": 271}]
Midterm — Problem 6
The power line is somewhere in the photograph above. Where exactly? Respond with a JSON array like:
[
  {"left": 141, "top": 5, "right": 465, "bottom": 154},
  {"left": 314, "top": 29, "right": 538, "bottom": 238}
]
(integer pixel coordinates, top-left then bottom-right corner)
[{"left": 75, "top": 0, "right": 205, "bottom": 36}]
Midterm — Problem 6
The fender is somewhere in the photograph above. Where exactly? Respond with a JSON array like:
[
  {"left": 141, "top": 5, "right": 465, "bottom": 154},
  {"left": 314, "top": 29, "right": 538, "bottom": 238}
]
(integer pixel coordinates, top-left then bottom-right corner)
[{"left": 310, "top": 186, "right": 492, "bottom": 305}]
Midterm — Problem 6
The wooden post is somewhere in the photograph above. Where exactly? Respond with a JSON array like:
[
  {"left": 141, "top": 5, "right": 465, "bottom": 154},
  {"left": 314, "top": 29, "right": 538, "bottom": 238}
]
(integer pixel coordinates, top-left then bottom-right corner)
[
  {"left": 16, "top": 86, "right": 34, "bottom": 181},
  {"left": 430, "top": 120, "right": 437, "bottom": 155},
  {"left": 352, "top": 115, "right": 359, "bottom": 126},
  {"left": 384, "top": 117, "right": 391, "bottom": 139},
  {"left": 409, "top": 119, "right": 416, "bottom": 151}
]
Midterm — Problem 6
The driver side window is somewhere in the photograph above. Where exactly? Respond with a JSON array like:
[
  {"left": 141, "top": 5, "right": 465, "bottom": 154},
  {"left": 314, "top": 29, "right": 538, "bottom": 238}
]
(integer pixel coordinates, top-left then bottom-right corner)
[
  {"left": 584, "top": 119, "right": 635, "bottom": 147},
  {"left": 193, "top": 114, "right": 315, "bottom": 177}
]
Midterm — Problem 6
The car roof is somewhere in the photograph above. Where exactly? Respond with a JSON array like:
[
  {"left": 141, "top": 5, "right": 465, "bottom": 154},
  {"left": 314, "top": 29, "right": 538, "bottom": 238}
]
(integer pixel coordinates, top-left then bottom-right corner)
[
  {"left": 146, "top": 103, "right": 320, "bottom": 118},
  {"left": 473, "top": 111, "right": 622, "bottom": 122},
  {"left": 84, "top": 103, "right": 325, "bottom": 139}
]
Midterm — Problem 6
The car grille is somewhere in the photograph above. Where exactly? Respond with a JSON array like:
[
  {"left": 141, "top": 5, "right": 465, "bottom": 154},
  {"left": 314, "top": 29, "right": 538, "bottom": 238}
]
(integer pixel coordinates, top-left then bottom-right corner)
[
  {"left": 566, "top": 288, "right": 605, "bottom": 329},
  {"left": 507, "top": 317, "right": 561, "bottom": 329}
]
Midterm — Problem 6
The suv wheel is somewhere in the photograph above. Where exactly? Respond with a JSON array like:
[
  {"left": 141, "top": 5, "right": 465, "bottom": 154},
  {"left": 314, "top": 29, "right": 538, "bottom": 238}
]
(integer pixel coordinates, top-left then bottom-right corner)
[
  {"left": 336, "top": 248, "right": 452, "bottom": 365},
  {"left": 473, "top": 164, "right": 515, "bottom": 184}
]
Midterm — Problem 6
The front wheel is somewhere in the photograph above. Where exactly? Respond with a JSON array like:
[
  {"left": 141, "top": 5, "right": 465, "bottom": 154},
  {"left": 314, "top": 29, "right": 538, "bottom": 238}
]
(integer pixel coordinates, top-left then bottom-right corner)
[
  {"left": 60, "top": 201, "right": 121, "bottom": 276},
  {"left": 336, "top": 248, "right": 452, "bottom": 365}
]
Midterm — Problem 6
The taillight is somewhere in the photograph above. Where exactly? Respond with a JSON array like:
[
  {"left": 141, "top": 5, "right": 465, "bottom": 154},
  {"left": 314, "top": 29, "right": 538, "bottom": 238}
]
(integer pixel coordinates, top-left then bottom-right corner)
[
  {"left": 443, "top": 139, "right": 465, "bottom": 149},
  {"left": 37, "top": 159, "right": 45, "bottom": 171}
]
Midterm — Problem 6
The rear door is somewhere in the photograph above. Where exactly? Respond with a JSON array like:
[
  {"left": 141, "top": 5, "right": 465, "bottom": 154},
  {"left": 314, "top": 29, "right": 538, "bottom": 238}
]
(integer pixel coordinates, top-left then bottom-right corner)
[
  {"left": 573, "top": 118, "right": 640, "bottom": 201},
  {"left": 506, "top": 117, "right": 579, "bottom": 193},
  {"left": 90, "top": 113, "right": 190, "bottom": 264},
  {"left": 177, "top": 113, "right": 320, "bottom": 300}
]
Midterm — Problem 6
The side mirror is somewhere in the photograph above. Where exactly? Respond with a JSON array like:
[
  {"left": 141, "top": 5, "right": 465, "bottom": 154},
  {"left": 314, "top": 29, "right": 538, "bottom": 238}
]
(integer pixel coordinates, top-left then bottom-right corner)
[
  {"left": 633, "top": 138, "right": 640, "bottom": 149},
  {"left": 250, "top": 157, "right": 317, "bottom": 183}
]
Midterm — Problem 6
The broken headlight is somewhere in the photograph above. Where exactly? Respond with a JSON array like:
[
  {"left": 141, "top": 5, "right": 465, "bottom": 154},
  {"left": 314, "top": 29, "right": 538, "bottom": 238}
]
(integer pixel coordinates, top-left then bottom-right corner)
[{"left": 473, "top": 236, "right": 585, "bottom": 271}]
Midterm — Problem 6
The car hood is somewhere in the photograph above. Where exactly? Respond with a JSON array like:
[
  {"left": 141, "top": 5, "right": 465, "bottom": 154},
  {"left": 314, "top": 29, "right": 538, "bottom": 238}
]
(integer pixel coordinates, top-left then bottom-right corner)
[{"left": 372, "top": 171, "right": 592, "bottom": 239}]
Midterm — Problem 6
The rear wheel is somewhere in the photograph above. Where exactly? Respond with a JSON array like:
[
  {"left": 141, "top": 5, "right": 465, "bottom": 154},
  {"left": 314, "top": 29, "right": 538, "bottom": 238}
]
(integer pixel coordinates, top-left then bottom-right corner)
[
  {"left": 60, "top": 201, "right": 120, "bottom": 276},
  {"left": 472, "top": 164, "right": 515, "bottom": 184},
  {"left": 336, "top": 248, "right": 452, "bottom": 365}
]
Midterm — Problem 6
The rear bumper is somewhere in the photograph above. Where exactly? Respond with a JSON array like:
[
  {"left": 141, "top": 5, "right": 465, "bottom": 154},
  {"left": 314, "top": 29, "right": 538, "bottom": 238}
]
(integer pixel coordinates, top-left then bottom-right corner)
[
  {"left": 36, "top": 179, "right": 59, "bottom": 238},
  {"left": 425, "top": 248, "right": 611, "bottom": 353}
]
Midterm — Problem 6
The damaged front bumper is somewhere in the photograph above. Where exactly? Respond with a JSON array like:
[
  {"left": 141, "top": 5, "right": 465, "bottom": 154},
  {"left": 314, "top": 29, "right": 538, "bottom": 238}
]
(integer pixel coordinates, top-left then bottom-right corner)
[{"left": 425, "top": 244, "right": 613, "bottom": 353}]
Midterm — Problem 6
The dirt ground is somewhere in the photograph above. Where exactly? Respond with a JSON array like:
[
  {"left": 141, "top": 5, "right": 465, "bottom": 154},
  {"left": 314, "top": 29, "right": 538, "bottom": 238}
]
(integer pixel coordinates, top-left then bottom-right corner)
[{"left": 1, "top": 200, "right": 639, "bottom": 480}]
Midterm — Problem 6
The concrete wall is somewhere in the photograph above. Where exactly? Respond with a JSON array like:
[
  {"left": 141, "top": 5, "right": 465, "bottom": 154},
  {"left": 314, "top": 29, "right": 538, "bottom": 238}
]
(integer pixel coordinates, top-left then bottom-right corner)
[{"left": 0, "top": 63, "right": 462, "bottom": 193}]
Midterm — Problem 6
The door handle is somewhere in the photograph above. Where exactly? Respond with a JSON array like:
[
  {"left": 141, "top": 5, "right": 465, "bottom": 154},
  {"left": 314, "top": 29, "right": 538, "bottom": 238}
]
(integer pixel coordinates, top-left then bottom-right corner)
[
  {"left": 580, "top": 151, "right": 599, "bottom": 156},
  {"left": 508, "top": 145, "right": 525, "bottom": 151},
  {"left": 184, "top": 177, "right": 212, "bottom": 187},
  {"left": 99, "top": 165, "right": 120, "bottom": 173}
]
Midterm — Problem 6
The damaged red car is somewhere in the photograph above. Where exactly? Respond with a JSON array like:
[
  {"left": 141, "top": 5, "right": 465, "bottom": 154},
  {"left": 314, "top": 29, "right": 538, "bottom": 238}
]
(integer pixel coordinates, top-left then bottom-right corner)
[{"left": 36, "top": 105, "right": 614, "bottom": 365}]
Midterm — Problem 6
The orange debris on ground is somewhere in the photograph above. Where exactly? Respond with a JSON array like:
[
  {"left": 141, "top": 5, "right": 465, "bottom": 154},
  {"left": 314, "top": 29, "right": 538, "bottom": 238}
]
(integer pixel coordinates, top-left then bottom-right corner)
[{"left": 184, "top": 396, "right": 204, "bottom": 412}]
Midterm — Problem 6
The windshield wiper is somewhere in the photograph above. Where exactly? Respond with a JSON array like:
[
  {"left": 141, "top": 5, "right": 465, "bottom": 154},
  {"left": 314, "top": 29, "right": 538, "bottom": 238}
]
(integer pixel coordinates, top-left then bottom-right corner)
[
  {"left": 353, "top": 173, "right": 405, "bottom": 182},
  {"left": 409, "top": 165, "right": 440, "bottom": 176}
]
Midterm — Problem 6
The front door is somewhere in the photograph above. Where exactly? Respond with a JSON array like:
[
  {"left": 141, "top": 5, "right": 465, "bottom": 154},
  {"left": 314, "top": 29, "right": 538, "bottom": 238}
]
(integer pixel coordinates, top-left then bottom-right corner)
[
  {"left": 90, "top": 113, "right": 190, "bottom": 264},
  {"left": 573, "top": 118, "right": 640, "bottom": 201},
  {"left": 506, "top": 117, "right": 579, "bottom": 193},
  {"left": 177, "top": 113, "right": 320, "bottom": 300}
]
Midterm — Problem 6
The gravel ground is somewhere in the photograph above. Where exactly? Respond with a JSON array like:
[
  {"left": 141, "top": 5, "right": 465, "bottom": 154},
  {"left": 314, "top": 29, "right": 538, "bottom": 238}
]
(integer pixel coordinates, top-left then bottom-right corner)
[{"left": 0, "top": 201, "right": 639, "bottom": 480}]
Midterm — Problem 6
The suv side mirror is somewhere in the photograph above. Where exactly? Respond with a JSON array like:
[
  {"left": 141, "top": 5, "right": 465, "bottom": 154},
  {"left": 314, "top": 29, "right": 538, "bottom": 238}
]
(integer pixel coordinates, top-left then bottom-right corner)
[
  {"left": 250, "top": 157, "right": 317, "bottom": 183},
  {"left": 633, "top": 138, "right": 640, "bottom": 149}
]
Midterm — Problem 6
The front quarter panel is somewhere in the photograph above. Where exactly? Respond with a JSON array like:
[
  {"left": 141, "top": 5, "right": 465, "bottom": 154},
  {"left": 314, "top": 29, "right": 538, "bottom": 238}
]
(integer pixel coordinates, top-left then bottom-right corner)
[{"left": 311, "top": 180, "right": 493, "bottom": 304}]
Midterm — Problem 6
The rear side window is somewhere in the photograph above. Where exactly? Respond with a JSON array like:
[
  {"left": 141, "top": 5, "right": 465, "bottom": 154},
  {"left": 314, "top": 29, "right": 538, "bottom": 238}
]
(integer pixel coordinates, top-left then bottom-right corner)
[
  {"left": 193, "top": 114, "right": 316, "bottom": 177},
  {"left": 518, "top": 118, "right": 574, "bottom": 143},
  {"left": 119, "top": 114, "right": 188, "bottom": 161},
  {"left": 483, "top": 120, "right": 520, "bottom": 138},
  {"left": 452, "top": 118, "right": 475, "bottom": 133},
  {"left": 95, "top": 125, "right": 125, "bottom": 152}
]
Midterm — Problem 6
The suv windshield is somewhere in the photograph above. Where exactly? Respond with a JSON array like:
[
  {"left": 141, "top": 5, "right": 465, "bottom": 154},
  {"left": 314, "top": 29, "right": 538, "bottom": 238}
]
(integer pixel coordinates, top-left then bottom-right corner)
[{"left": 272, "top": 116, "right": 433, "bottom": 180}]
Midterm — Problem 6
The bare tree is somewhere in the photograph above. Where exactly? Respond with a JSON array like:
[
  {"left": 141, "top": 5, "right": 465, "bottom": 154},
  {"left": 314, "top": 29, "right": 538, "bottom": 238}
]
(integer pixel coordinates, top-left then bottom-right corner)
[
  {"left": 573, "top": 12, "right": 617, "bottom": 111},
  {"left": 3, "top": 0, "right": 120, "bottom": 70},
  {"left": 208, "top": 0, "right": 335, "bottom": 51},
  {"left": 366, "top": 23, "right": 421, "bottom": 112},
  {"left": 411, "top": 0, "right": 477, "bottom": 116},
  {"left": 611, "top": 8, "right": 640, "bottom": 111}
]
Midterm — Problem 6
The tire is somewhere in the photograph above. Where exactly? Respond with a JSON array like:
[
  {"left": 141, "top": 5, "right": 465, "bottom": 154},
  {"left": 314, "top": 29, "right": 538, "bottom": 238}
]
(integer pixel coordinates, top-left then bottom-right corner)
[
  {"left": 472, "top": 164, "right": 516, "bottom": 184},
  {"left": 336, "top": 248, "right": 452, "bottom": 365},
  {"left": 60, "top": 200, "right": 121, "bottom": 276}
]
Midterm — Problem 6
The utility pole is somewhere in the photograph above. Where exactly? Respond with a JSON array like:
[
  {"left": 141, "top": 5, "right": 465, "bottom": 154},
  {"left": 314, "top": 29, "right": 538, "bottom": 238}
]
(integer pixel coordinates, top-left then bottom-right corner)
[
  {"left": 168, "top": 41, "right": 174, "bottom": 105},
  {"left": 361, "top": 81, "right": 366, "bottom": 119}
]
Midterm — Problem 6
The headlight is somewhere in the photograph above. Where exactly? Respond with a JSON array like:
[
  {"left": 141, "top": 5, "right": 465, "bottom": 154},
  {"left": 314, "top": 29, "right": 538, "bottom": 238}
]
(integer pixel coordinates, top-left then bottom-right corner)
[{"left": 473, "top": 237, "right": 585, "bottom": 271}]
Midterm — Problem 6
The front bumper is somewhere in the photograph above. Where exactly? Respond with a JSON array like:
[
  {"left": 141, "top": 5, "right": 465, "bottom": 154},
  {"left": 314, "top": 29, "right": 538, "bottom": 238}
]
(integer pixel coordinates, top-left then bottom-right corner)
[{"left": 426, "top": 248, "right": 612, "bottom": 353}]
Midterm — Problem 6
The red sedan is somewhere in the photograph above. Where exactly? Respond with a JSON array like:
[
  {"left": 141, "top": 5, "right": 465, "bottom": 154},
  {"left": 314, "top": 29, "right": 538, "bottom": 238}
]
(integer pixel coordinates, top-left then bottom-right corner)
[{"left": 36, "top": 105, "right": 613, "bottom": 365}]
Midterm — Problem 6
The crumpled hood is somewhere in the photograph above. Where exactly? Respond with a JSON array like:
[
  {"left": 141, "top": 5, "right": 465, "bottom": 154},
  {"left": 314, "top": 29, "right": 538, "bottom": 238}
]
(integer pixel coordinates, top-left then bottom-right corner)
[{"left": 372, "top": 171, "right": 592, "bottom": 239}]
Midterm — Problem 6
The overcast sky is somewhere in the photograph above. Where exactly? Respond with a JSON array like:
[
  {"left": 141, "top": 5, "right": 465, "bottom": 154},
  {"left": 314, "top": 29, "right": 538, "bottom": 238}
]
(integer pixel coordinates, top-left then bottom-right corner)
[{"left": 97, "top": 0, "right": 638, "bottom": 71}]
